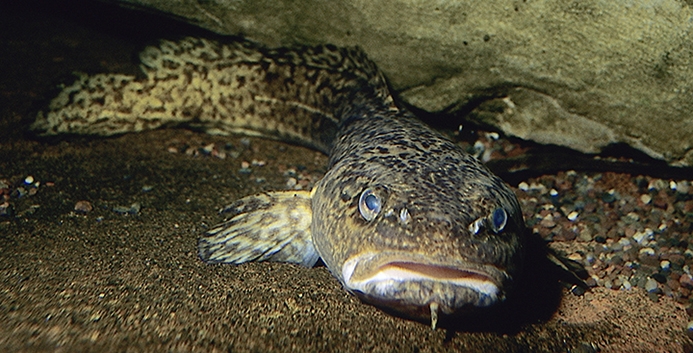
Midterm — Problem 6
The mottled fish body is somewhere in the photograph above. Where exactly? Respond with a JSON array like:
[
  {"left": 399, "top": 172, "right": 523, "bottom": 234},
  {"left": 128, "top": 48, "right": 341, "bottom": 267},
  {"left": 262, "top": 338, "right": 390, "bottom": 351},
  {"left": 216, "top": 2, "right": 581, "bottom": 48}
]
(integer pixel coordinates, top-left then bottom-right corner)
[{"left": 34, "top": 37, "right": 529, "bottom": 328}]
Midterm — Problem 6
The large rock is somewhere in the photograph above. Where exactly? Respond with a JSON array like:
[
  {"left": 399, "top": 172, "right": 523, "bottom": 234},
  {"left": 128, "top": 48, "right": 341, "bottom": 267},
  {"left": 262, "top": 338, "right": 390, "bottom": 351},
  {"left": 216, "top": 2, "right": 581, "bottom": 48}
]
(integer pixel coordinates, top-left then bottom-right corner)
[{"left": 108, "top": 0, "right": 693, "bottom": 166}]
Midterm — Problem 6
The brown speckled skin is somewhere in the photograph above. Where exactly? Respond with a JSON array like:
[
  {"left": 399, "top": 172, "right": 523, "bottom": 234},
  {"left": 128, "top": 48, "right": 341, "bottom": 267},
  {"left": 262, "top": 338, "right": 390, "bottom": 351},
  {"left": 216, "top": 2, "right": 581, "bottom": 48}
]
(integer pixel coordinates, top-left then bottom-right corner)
[
  {"left": 32, "top": 38, "right": 389, "bottom": 155},
  {"left": 34, "top": 37, "right": 527, "bottom": 323}
]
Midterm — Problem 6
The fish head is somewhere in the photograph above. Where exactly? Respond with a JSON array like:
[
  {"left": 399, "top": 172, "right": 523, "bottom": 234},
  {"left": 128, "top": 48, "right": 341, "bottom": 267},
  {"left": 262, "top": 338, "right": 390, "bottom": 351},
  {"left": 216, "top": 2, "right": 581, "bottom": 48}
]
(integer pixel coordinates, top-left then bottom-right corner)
[{"left": 310, "top": 142, "right": 526, "bottom": 325}]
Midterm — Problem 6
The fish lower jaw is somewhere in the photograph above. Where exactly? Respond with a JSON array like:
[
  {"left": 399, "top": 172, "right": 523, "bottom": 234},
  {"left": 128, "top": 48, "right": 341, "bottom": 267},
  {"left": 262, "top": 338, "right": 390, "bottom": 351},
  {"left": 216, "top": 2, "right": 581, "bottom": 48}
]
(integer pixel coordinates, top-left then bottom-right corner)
[{"left": 341, "top": 255, "right": 505, "bottom": 317}]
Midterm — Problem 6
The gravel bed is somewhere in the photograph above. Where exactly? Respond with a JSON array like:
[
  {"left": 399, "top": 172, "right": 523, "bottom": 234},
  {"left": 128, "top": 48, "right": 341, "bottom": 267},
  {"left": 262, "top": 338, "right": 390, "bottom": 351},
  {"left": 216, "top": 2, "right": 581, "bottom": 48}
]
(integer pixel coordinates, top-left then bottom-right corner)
[
  {"left": 3, "top": 129, "right": 691, "bottom": 318},
  {"left": 462, "top": 128, "right": 693, "bottom": 329}
]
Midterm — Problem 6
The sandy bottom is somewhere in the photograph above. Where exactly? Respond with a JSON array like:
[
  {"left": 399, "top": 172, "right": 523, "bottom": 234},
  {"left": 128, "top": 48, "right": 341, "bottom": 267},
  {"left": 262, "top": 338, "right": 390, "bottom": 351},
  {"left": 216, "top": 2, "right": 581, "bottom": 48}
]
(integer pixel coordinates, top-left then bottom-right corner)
[{"left": 0, "top": 1, "right": 691, "bottom": 352}]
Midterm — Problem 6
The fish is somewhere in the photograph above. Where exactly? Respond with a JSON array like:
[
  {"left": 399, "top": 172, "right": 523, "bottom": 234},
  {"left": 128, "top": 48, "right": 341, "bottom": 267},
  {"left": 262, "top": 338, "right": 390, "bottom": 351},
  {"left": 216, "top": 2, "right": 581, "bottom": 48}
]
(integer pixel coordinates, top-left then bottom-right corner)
[{"left": 32, "top": 37, "right": 575, "bottom": 330}]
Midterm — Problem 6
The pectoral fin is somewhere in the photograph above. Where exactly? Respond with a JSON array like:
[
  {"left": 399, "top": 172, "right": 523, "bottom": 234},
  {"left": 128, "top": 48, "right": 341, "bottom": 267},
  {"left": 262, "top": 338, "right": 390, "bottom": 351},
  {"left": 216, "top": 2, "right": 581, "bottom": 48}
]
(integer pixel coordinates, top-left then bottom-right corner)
[
  {"left": 198, "top": 190, "right": 319, "bottom": 267},
  {"left": 546, "top": 248, "right": 590, "bottom": 292}
]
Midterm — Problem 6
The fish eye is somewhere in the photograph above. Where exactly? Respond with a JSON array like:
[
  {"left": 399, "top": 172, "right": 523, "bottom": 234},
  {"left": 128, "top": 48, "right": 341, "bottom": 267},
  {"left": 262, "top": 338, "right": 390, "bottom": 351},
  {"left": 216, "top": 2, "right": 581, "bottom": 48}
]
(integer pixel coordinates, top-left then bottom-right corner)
[
  {"left": 358, "top": 188, "right": 381, "bottom": 221},
  {"left": 490, "top": 207, "right": 508, "bottom": 233},
  {"left": 468, "top": 208, "right": 508, "bottom": 235}
]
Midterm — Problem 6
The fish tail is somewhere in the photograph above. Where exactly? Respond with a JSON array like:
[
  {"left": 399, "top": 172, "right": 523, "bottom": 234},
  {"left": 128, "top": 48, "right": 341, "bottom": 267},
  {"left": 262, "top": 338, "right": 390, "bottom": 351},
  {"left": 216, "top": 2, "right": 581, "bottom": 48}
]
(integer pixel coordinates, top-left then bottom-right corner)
[{"left": 33, "top": 37, "right": 393, "bottom": 153}]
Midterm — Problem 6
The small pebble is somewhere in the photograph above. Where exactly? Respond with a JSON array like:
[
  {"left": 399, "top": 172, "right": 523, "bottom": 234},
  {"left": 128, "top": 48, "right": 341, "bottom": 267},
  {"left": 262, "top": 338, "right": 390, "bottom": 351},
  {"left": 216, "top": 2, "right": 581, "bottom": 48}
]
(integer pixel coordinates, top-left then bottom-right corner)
[
  {"left": 614, "top": 238, "right": 632, "bottom": 252},
  {"left": 610, "top": 254, "right": 624, "bottom": 266},
  {"left": 648, "top": 179, "right": 666, "bottom": 191},
  {"left": 640, "top": 194, "right": 652, "bottom": 204},
  {"left": 518, "top": 182, "right": 529, "bottom": 191},
  {"left": 567, "top": 210, "right": 579, "bottom": 221},
  {"left": 485, "top": 132, "right": 500, "bottom": 140},
  {"left": 638, "top": 247, "right": 659, "bottom": 266},
  {"left": 685, "top": 250, "right": 693, "bottom": 260},
  {"left": 239, "top": 161, "right": 252, "bottom": 174},
  {"left": 633, "top": 228, "right": 654, "bottom": 244},
  {"left": 202, "top": 143, "right": 215, "bottom": 154},
  {"left": 113, "top": 206, "right": 130, "bottom": 214},
  {"left": 24, "top": 175, "right": 34, "bottom": 184},
  {"left": 213, "top": 150, "right": 226, "bottom": 159},
  {"left": 14, "top": 187, "right": 27, "bottom": 198},
  {"left": 539, "top": 217, "right": 556, "bottom": 228},
  {"left": 680, "top": 274, "right": 693, "bottom": 288},
  {"left": 601, "top": 190, "right": 617, "bottom": 203},
  {"left": 651, "top": 273, "right": 667, "bottom": 284},
  {"left": 578, "top": 228, "right": 592, "bottom": 242},
  {"left": 676, "top": 181, "right": 690, "bottom": 194},
  {"left": 0, "top": 202, "right": 11, "bottom": 216},
  {"left": 284, "top": 168, "right": 297, "bottom": 177},
  {"left": 74, "top": 201, "right": 93, "bottom": 213},
  {"left": 529, "top": 182, "right": 548, "bottom": 194},
  {"left": 113, "top": 203, "right": 141, "bottom": 215},
  {"left": 645, "top": 277, "right": 659, "bottom": 292},
  {"left": 623, "top": 212, "right": 639, "bottom": 223}
]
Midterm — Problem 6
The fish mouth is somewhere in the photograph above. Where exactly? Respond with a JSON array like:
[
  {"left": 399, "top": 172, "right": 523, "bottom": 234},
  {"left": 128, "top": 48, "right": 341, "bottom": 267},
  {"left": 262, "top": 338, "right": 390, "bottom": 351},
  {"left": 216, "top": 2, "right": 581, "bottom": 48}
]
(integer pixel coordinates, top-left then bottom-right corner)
[{"left": 341, "top": 252, "right": 507, "bottom": 318}]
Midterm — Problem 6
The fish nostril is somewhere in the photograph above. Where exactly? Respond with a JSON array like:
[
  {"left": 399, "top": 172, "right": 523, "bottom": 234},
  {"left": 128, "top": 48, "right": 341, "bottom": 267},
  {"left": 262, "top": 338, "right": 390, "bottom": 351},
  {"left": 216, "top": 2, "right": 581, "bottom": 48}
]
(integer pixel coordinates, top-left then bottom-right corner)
[
  {"left": 399, "top": 208, "right": 410, "bottom": 224},
  {"left": 468, "top": 217, "right": 484, "bottom": 235},
  {"left": 340, "top": 192, "right": 350, "bottom": 202}
]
